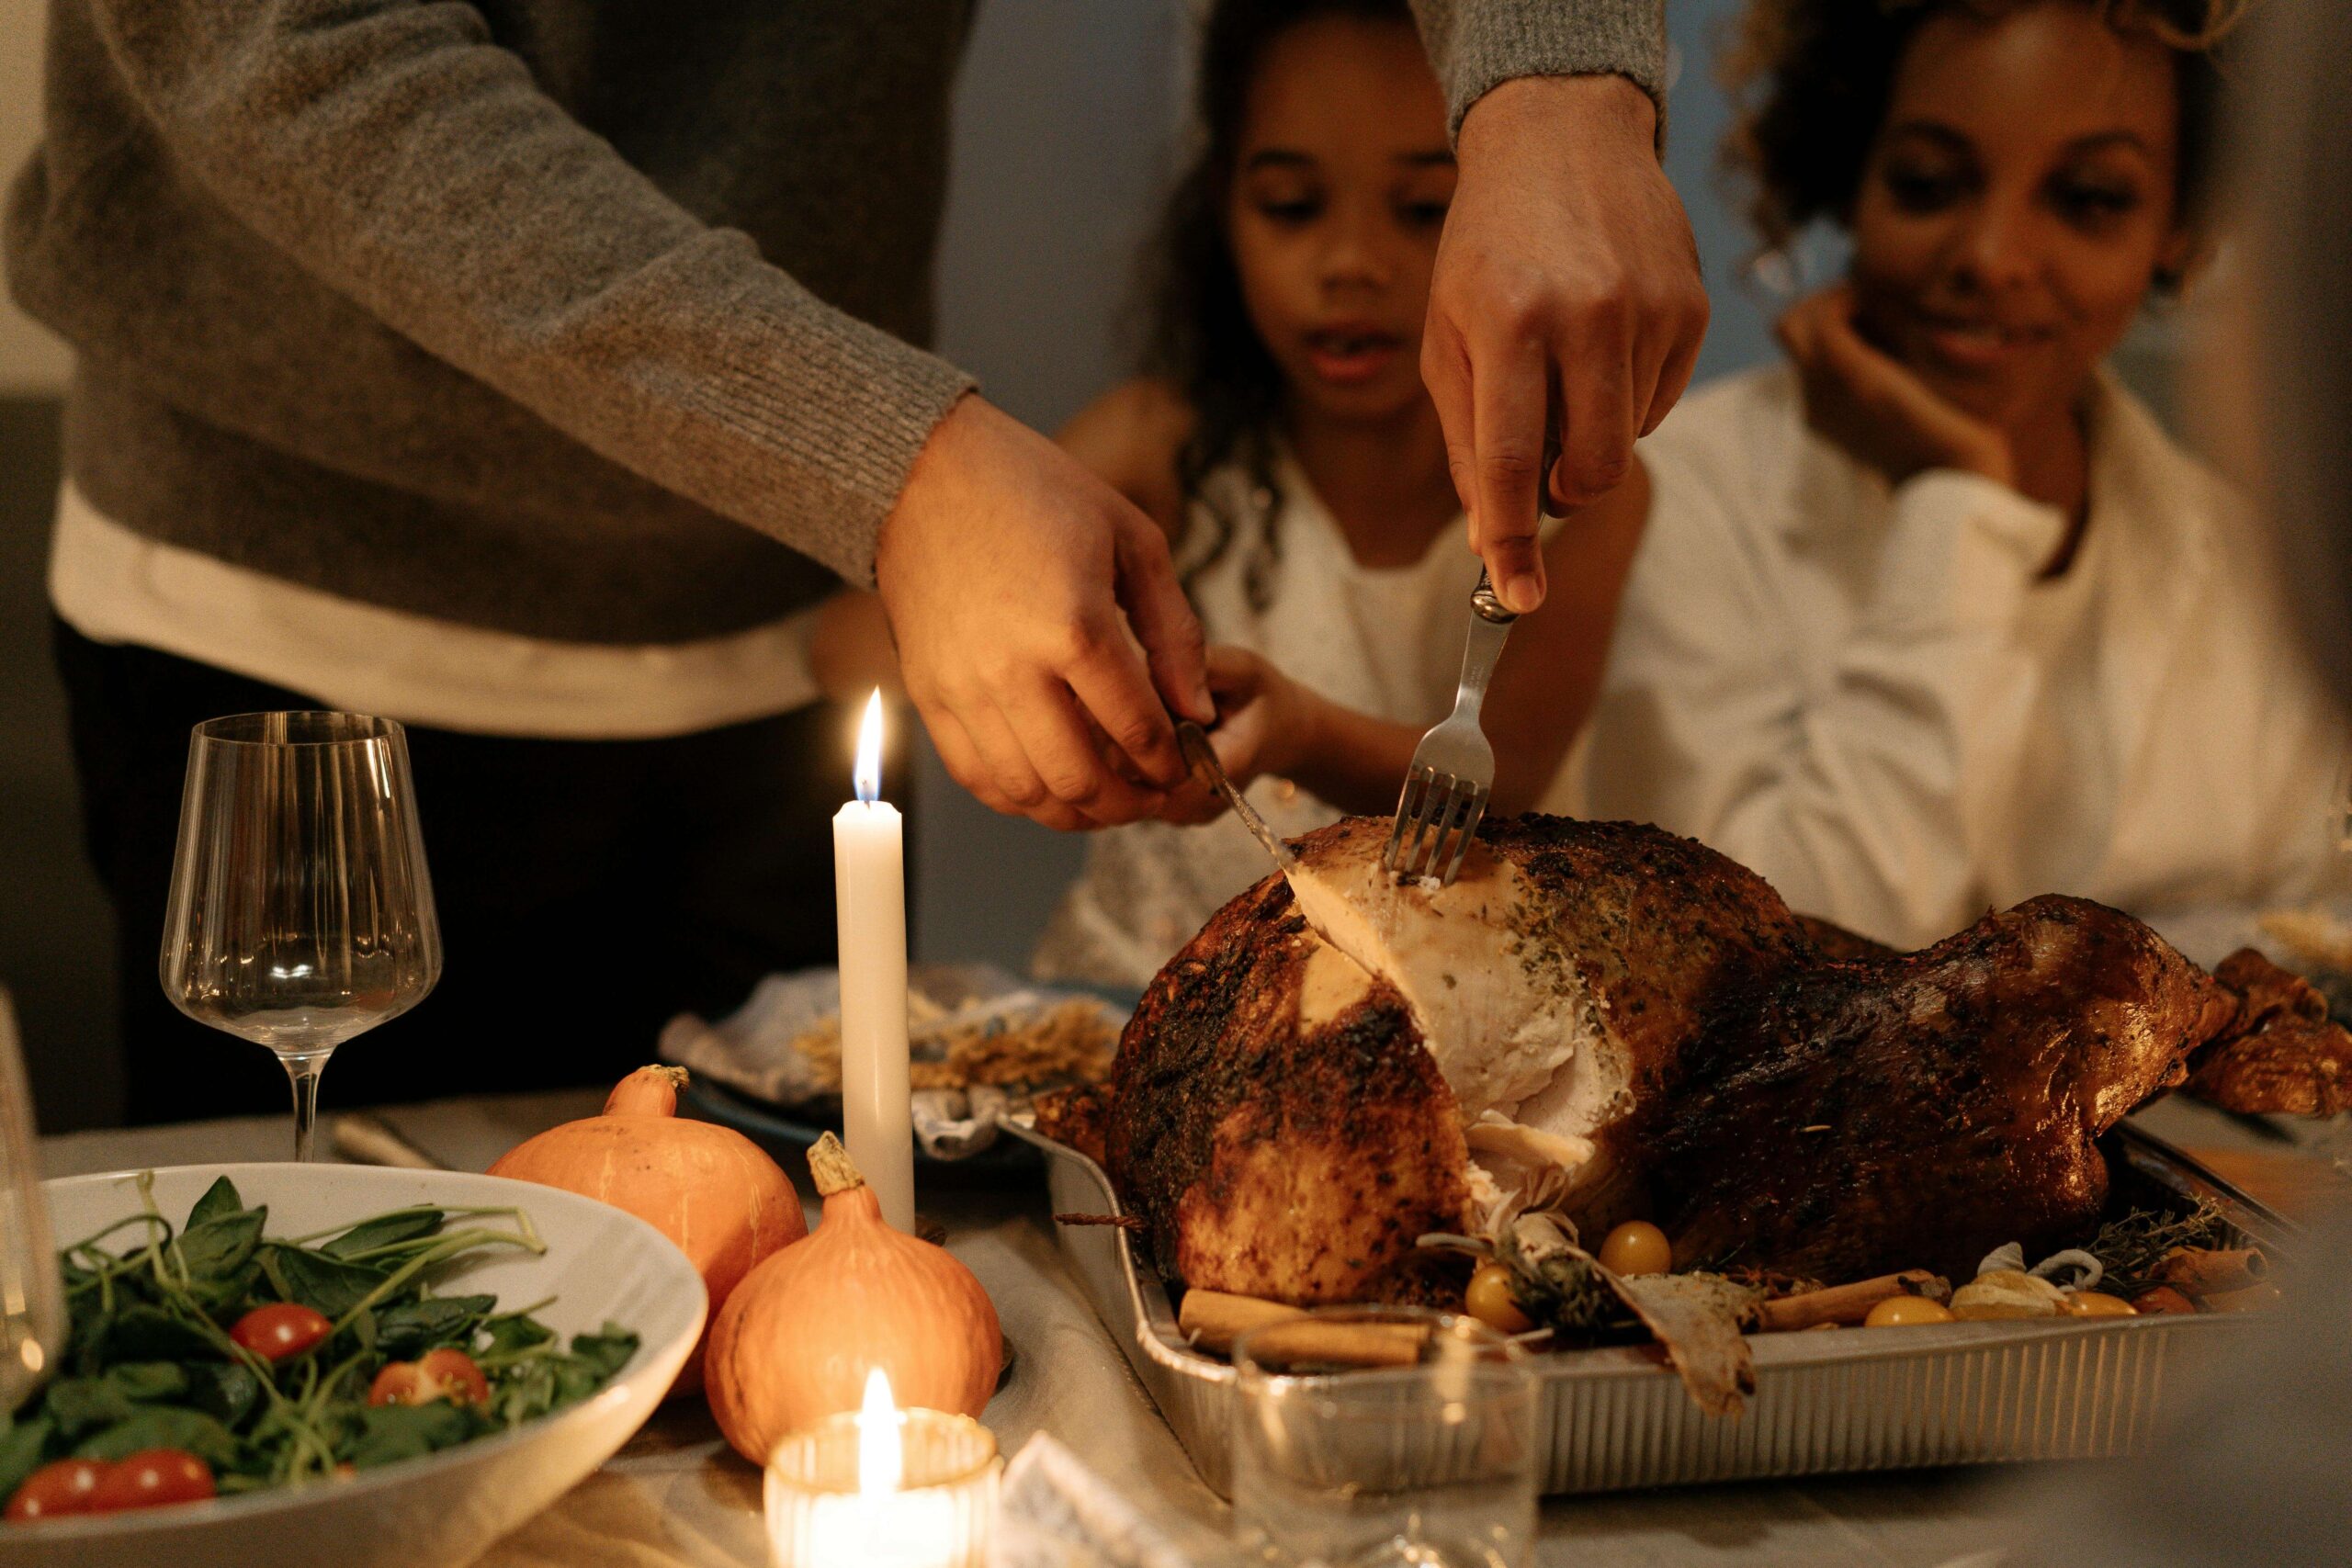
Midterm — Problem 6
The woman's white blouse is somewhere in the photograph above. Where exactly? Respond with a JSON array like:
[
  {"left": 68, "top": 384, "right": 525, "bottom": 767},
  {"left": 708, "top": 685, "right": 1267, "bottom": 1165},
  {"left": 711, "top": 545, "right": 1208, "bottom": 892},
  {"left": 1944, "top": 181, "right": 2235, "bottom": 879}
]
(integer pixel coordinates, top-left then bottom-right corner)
[{"left": 1567, "top": 364, "right": 2352, "bottom": 950}]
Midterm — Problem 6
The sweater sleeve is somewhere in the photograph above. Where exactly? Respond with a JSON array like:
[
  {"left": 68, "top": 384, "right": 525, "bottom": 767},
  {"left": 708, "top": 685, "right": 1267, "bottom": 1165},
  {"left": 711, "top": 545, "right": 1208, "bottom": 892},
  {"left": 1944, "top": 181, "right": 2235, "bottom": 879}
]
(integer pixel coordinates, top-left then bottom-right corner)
[
  {"left": 79, "top": 0, "right": 975, "bottom": 587},
  {"left": 1611, "top": 461, "right": 2068, "bottom": 948},
  {"left": 1410, "top": 0, "right": 1667, "bottom": 134}
]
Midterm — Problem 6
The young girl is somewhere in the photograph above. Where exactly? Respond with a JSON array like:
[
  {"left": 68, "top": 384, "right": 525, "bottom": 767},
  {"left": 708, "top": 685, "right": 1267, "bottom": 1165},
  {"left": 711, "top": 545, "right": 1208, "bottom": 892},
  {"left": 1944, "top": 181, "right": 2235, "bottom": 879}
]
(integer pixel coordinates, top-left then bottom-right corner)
[
  {"left": 814, "top": 0, "right": 1642, "bottom": 987},
  {"left": 1569, "top": 0, "right": 2350, "bottom": 949}
]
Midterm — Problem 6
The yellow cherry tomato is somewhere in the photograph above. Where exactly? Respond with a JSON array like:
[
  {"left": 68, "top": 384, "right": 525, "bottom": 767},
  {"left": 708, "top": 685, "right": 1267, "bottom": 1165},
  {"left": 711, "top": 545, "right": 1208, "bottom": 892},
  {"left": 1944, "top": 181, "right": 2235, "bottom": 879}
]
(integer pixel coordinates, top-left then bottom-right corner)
[
  {"left": 1599, "top": 1221, "right": 1672, "bottom": 1277},
  {"left": 1464, "top": 1260, "right": 1533, "bottom": 1334},
  {"left": 1864, "top": 1295, "right": 1955, "bottom": 1328},
  {"left": 2060, "top": 1291, "right": 2137, "bottom": 1318}
]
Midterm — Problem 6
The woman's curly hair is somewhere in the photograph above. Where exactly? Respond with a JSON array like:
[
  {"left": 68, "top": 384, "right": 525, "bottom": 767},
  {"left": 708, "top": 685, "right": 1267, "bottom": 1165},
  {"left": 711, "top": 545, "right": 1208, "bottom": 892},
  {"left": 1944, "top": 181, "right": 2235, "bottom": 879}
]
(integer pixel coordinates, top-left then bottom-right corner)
[
  {"left": 1720, "top": 0, "right": 2256, "bottom": 279},
  {"left": 1141, "top": 0, "right": 1418, "bottom": 611}
]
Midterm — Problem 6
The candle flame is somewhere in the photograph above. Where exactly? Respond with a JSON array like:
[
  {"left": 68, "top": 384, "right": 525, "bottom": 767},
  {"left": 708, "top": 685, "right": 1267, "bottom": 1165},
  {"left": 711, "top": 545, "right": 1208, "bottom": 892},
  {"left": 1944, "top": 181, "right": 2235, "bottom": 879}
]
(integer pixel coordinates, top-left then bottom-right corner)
[
  {"left": 854, "top": 1366, "right": 901, "bottom": 1496},
  {"left": 854, "top": 689, "right": 885, "bottom": 806}
]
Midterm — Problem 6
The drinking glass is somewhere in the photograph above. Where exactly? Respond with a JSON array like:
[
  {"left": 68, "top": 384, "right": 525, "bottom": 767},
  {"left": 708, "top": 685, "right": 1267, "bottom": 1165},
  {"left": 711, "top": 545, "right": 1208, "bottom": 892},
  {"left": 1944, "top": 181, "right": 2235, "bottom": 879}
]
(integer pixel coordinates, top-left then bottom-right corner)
[
  {"left": 0, "top": 989, "right": 63, "bottom": 1413},
  {"left": 161, "top": 713, "right": 441, "bottom": 1160},
  {"left": 1231, "top": 1308, "right": 1538, "bottom": 1568}
]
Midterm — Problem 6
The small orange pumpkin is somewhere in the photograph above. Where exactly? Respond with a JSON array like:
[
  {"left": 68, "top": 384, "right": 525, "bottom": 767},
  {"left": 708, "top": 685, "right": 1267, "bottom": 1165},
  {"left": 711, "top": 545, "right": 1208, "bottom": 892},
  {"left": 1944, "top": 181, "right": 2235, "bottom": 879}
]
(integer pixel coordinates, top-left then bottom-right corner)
[
  {"left": 489, "top": 1065, "right": 806, "bottom": 1394},
  {"left": 705, "top": 1134, "right": 1001, "bottom": 1464}
]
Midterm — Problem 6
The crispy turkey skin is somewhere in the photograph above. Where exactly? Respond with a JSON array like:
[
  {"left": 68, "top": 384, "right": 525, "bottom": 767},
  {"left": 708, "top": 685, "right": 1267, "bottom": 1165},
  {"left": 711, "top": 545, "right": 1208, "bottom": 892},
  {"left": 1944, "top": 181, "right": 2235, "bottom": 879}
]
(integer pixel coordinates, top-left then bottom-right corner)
[{"left": 1100, "top": 814, "right": 2340, "bottom": 1299}]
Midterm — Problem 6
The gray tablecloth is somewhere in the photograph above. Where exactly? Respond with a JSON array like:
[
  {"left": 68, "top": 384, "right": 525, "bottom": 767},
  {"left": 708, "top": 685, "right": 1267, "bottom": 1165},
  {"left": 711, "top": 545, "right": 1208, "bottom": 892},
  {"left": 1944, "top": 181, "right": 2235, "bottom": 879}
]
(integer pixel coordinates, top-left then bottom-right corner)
[{"left": 34, "top": 1090, "right": 2304, "bottom": 1568}]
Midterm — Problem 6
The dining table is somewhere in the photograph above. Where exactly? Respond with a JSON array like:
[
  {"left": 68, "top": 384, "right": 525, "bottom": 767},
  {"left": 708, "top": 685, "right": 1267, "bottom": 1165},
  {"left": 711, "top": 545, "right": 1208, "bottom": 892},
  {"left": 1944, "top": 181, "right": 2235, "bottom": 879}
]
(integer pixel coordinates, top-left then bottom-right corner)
[{"left": 36, "top": 1087, "right": 2338, "bottom": 1568}]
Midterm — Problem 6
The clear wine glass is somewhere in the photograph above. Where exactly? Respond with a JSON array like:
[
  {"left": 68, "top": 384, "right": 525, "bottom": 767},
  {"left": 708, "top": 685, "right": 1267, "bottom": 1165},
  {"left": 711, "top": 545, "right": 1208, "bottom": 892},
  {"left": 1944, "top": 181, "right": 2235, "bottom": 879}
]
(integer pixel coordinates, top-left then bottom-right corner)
[
  {"left": 161, "top": 713, "right": 441, "bottom": 1161},
  {"left": 0, "top": 989, "right": 63, "bottom": 1413}
]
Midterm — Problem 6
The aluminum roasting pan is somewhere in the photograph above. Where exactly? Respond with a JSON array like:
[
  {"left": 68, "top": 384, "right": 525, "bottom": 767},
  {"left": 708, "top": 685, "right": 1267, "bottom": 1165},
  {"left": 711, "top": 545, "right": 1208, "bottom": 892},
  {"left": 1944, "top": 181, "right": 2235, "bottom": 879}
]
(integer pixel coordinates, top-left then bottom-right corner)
[{"left": 1010, "top": 1122, "right": 2289, "bottom": 1497}]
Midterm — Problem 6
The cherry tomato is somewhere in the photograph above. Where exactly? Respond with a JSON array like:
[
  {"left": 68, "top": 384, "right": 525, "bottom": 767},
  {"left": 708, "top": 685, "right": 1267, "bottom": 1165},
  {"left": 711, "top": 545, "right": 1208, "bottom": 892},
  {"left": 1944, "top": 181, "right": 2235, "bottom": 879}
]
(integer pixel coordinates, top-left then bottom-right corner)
[
  {"left": 86, "top": 1450, "right": 214, "bottom": 1513},
  {"left": 369, "top": 1347, "right": 489, "bottom": 1407},
  {"left": 230, "top": 1302, "right": 334, "bottom": 1362},
  {"left": 1599, "top": 1221, "right": 1672, "bottom": 1277},
  {"left": 2060, "top": 1291, "right": 2137, "bottom": 1318},
  {"left": 1464, "top": 1260, "right": 1533, "bottom": 1335},
  {"left": 419, "top": 1348, "right": 491, "bottom": 1404},
  {"left": 5, "top": 1459, "right": 107, "bottom": 1521},
  {"left": 1864, "top": 1295, "right": 1955, "bottom": 1328}
]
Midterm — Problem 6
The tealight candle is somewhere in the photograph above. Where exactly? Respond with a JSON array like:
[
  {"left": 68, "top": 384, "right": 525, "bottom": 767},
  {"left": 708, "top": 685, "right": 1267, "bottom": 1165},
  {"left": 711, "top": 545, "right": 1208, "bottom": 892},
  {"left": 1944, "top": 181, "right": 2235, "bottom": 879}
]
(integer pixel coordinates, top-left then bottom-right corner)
[
  {"left": 833, "top": 690, "right": 917, "bottom": 1233},
  {"left": 765, "top": 1369, "right": 1001, "bottom": 1568}
]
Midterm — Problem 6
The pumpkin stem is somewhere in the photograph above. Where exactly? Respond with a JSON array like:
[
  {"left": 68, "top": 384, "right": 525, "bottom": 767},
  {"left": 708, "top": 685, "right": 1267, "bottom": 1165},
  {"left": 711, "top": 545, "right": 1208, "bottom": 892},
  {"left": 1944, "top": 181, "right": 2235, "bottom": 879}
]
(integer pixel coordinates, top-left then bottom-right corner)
[
  {"left": 605, "top": 1064, "right": 691, "bottom": 1117},
  {"left": 808, "top": 1133, "right": 867, "bottom": 1198}
]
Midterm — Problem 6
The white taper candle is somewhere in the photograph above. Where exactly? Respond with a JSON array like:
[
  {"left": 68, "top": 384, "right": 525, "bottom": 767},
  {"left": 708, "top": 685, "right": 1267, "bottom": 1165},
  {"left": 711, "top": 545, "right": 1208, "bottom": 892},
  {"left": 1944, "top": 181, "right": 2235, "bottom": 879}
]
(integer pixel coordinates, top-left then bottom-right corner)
[{"left": 834, "top": 691, "right": 916, "bottom": 1232}]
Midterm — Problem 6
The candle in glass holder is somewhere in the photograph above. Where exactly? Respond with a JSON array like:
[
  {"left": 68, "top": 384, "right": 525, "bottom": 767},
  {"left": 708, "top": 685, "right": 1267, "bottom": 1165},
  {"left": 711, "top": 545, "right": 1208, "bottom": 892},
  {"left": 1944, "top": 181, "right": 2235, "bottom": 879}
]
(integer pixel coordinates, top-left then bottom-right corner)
[
  {"left": 833, "top": 690, "right": 916, "bottom": 1233},
  {"left": 765, "top": 1369, "right": 1000, "bottom": 1568}
]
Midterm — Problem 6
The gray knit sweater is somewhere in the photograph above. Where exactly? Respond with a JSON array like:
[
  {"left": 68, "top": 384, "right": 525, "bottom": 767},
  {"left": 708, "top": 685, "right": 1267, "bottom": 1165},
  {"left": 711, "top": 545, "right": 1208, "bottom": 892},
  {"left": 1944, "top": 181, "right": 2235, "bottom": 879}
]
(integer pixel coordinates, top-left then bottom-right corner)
[{"left": 6, "top": 0, "right": 1662, "bottom": 645}]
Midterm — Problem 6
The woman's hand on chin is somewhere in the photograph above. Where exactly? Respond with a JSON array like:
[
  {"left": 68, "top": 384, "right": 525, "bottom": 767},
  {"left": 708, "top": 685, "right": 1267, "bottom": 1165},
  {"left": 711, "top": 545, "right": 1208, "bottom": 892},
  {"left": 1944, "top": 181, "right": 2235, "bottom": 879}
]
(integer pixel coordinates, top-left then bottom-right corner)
[{"left": 1778, "top": 284, "right": 2016, "bottom": 491}]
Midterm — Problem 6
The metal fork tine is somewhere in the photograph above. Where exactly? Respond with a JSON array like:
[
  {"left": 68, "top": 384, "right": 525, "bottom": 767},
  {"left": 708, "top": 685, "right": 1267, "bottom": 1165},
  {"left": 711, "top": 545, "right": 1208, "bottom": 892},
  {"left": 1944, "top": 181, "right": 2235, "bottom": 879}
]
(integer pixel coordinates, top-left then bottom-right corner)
[
  {"left": 1441, "top": 789, "right": 1488, "bottom": 886},
  {"left": 1383, "top": 768, "right": 1429, "bottom": 872},
  {"left": 1397, "top": 773, "right": 1439, "bottom": 877},
  {"left": 1427, "top": 781, "right": 1468, "bottom": 883},
  {"left": 1403, "top": 773, "right": 1459, "bottom": 880}
]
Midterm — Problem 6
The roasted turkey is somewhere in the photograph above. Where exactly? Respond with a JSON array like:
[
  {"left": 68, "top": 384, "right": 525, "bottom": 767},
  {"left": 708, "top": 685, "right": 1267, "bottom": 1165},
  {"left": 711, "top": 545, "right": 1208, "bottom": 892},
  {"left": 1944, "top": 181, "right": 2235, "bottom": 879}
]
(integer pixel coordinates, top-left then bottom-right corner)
[{"left": 1094, "top": 815, "right": 2346, "bottom": 1301}]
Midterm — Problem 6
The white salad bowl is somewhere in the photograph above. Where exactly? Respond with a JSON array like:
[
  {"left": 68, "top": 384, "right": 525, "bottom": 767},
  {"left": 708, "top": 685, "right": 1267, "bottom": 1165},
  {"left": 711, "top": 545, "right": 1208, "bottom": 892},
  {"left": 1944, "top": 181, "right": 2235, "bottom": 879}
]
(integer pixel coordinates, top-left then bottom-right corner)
[{"left": 1, "top": 1163, "right": 707, "bottom": 1568}]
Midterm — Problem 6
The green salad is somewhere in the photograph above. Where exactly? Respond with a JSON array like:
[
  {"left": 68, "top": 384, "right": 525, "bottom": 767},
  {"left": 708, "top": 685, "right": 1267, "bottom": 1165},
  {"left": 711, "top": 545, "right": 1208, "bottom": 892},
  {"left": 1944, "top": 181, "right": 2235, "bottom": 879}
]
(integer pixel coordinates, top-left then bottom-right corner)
[{"left": 0, "top": 1173, "right": 638, "bottom": 1520}]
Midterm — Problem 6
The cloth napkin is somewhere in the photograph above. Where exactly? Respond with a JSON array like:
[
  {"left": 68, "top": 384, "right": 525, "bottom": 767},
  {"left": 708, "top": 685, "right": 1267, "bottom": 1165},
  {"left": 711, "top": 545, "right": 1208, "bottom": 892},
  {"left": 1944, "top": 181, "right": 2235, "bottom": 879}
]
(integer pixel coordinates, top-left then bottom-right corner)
[{"left": 992, "top": 1435, "right": 1207, "bottom": 1568}]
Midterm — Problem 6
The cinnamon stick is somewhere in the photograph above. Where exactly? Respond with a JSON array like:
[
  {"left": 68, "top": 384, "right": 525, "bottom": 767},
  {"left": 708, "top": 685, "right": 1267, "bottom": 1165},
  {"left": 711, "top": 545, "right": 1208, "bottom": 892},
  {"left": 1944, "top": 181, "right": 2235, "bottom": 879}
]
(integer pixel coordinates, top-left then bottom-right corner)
[
  {"left": 1177, "top": 1289, "right": 1307, "bottom": 1355},
  {"left": 1753, "top": 1270, "right": 1948, "bottom": 1333},
  {"left": 1235, "top": 1318, "right": 1431, "bottom": 1371},
  {"left": 2155, "top": 1247, "right": 2267, "bottom": 1297},
  {"left": 1174, "top": 1289, "right": 1430, "bottom": 1367}
]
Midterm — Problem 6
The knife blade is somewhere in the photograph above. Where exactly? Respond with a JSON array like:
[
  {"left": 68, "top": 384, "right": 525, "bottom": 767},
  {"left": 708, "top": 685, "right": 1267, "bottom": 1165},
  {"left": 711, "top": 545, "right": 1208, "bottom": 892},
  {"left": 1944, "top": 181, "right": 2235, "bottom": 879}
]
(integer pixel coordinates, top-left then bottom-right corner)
[{"left": 1177, "top": 721, "right": 1297, "bottom": 873}]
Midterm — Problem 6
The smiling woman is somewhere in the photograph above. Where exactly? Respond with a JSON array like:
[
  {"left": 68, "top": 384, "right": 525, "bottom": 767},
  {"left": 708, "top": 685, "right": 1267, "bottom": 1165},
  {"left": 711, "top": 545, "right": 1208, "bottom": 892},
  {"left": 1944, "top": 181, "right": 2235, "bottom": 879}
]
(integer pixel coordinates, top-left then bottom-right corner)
[{"left": 1568, "top": 0, "right": 2352, "bottom": 953}]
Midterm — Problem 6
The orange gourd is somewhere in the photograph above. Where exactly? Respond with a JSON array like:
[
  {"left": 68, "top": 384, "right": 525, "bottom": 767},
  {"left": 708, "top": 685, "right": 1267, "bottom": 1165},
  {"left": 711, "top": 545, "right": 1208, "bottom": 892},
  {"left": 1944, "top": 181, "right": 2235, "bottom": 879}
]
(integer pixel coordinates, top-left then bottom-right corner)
[
  {"left": 705, "top": 1134, "right": 1001, "bottom": 1464},
  {"left": 489, "top": 1065, "right": 805, "bottom": 1394}
]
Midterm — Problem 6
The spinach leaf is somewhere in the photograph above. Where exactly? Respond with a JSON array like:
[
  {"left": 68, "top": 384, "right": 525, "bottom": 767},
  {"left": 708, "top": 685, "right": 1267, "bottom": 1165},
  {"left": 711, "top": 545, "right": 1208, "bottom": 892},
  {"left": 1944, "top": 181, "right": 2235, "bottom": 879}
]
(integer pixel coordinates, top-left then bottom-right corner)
[
  {"left": 375, "top": 1294, "right": 495, "bottom": 1359},
  {"left": 45, "top": 1376, "right": 131, "bottom": 1439},
  {"left": 181, "top": 1361, "right": 263, "bottom": 1429},
  {"left": 568, "top": 1326, "right": 639, "bottom": 1382},
  {"left": 175, "top": 1208, "right": 266, "bottom": 1283},
  {"left": 74, "top": 1407, "right": 242, "bottom": 1470},
  {"left": 490, "top": 1361, "right": 558, "bottom": 1427},
  {"left": 107, "top": 1361, "right": 188, "bottom": 1403},
  {"left": 185, "top": 1258, "right": 264, "bottom": 1318},
  {"left": 342, "top": 1403, "right": 479, "bottom": 1470},
  {"left": 547, "top": 1359, "right": 605, "bottom": 1410},
  {"left": 481, "top": 1313, "right": 554, "bottom": 1359},
  {"left": 45, "top": 1362, "right": 190, "bottom": 1438},
  {"left": 185, "top": 1176, "right": 246, "bottom": 1229},
  {"left": 321, "top": 1208, "right": 444, "bottom": 1260},
  {"left": 0, "top": 1416, "right": 54, "bottom": 1501},
  {"left": 268, "top": 1246, "right": 390, "bottom": 1319}
]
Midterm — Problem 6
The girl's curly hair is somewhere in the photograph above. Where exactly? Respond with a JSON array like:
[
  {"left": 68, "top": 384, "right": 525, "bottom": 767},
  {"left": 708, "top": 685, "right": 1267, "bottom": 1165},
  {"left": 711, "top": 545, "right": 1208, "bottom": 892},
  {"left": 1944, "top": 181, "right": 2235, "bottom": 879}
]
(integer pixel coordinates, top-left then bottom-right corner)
[
  {"left": 1720, "top": 0, "right": 2256, "bottom": 279},
  {"left": 1142, "top": 0, "right": 1419, "bottom": 611}
]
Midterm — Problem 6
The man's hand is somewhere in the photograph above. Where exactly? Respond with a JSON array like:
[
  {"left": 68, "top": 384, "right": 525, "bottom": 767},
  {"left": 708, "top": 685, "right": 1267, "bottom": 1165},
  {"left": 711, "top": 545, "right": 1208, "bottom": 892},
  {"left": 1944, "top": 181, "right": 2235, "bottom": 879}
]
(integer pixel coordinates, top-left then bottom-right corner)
[
  {"left": 1424, "top": 74, "right": 1707, "bottom": 615},
  {"left": 876, "top": 395, "right": 1215, "bottom": 831},
  {"left": 1778, "top": 285, "right": 2015, "bottom": 490}
]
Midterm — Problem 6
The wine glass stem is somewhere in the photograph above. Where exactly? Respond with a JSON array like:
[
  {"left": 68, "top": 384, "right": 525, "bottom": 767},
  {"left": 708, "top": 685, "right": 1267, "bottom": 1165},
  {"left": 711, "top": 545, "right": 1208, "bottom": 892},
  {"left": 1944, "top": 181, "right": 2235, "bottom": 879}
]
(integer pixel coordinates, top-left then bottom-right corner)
[{"left": 283, "top": 1052, "right": 332, "bottom": 1163}]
